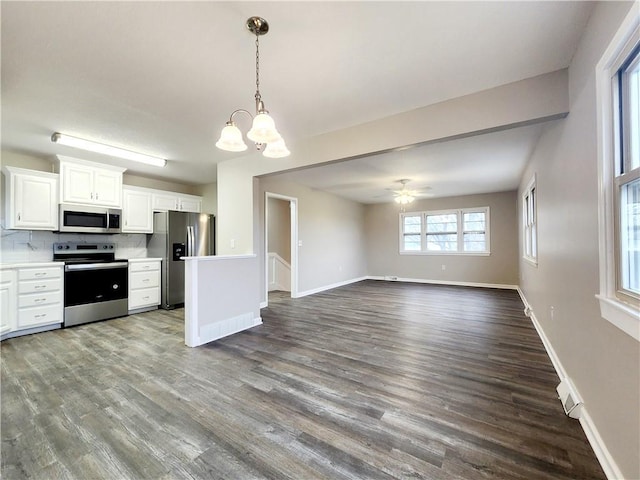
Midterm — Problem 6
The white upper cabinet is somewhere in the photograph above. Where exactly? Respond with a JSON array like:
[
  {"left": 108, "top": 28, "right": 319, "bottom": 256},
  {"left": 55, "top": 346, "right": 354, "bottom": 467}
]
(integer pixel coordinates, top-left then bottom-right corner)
[
  {"left": 122, "top": 187, "right": 153, "bottom": 233},
  {"left": 58, "top": 156, "right": 125, "bottom": 208},
  {"left": 152, "top": 191, "right": 201, "bottom": 213},
  {"left": 2, "top": 166, "right": 59, "bottom": 230}
]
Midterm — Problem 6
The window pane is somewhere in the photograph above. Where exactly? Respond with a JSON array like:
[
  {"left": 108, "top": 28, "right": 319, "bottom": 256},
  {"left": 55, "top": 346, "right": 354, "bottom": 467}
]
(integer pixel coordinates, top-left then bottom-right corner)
[
  {"left": 620, "top": 177, "right": 640, "bottom": 295},
  {"left": 464, "top": 233, "right": 486, "bottom": 251},
  {"left": 426, "top": 214, "right": 457, "bottom": 233},
  {"left": 626, "top": 56, "right": 640, "bottom": 170},
  {"left": 463, "top": 211, "right": 485, "bottom": 232},
  {"left": 426, "top": 233, "right": 457, "bottom": 251},
  {"left": 403, "top": 215, "right": 421, "bottom": 234},
  {"left": 403, "top": 234, "right": 422, "bottom": 251}
]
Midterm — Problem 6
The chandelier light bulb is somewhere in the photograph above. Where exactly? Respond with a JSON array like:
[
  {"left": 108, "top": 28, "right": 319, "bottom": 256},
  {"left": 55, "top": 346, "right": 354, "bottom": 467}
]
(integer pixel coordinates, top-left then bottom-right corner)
[
  {"left": 263, "top": 138, "right": 291, "bottom": 158},
  {"left": 216, "top": 123, "right": 248, "bottom": 152},
  {"left": 247, "top": 112, "right": 282, "bottom": 144}
]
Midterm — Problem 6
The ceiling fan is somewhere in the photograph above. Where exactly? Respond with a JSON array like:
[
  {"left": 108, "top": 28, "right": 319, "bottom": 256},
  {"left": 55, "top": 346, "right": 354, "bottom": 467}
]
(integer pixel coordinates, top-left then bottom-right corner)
[{"left": 390, "top": 179, "right": 431, "bottom": 204}]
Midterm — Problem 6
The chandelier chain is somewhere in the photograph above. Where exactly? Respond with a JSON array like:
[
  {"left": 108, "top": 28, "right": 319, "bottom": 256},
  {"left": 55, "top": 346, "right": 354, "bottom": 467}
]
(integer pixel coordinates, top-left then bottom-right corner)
[{"left": 255, "top": 33, "right": 261, "bottom": 106}]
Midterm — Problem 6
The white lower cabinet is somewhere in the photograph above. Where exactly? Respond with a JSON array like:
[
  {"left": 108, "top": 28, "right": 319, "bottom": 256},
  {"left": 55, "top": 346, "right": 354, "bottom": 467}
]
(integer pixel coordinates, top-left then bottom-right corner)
[
  {"left": 128, "top": 259, "right": 161, "bottom": 312},
  {"left": 0, "top": 270, "right": 17, "bottom": 335},
  {"left": 17, "top": 265, "right": 64, "bottom": 330},
  {"left": 2, "top": 264, "right": 64, "bottom": 340}
]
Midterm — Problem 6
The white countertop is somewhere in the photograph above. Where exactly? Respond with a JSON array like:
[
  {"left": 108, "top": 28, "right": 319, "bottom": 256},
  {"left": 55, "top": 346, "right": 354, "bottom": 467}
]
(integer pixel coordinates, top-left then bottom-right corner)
[
  {"left": 1, "top": 262, "right": 62, "bottom": 269},
  {"left": 1, "top": 258, "right": 162, "bottom": 268}
]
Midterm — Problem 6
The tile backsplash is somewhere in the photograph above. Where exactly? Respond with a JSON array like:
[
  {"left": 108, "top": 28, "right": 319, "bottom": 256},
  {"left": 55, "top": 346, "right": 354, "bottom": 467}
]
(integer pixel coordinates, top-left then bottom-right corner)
[{"left": 0, "top": 228, "right": 149, "bottom": 264}]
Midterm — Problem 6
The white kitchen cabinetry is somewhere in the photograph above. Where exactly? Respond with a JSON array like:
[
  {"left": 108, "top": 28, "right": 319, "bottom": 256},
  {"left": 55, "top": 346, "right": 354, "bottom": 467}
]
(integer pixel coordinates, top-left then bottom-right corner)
[
  {"left": 16, "top": 265, "right": 64, "bottom": 330},
  {"left": 58, "top": 156, "right": 125, "bottom": 208},
  {"left": 152, "top": 191, "right": 202, "bottom": 213},
  {"left": 2, "top": 166, "right": 59, "bottom": 230},
  {"left": 122, "top": 187, "right": 153, "bottom": 233},
  {"left": 128, "top": 259, "right": 161, "bottom": 312},
  {"left": 1, "top": 263, "right": 64, "bottom": 340},
  {"left": 0, "top": 270, "right": 17, "bottom": 336}
]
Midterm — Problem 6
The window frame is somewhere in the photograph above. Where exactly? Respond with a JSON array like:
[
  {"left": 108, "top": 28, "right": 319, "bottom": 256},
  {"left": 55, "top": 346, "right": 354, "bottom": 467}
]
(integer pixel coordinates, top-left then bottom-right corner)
[
  {"left": 595, "top": 7, "right": 640, "bottom": 342},
  {"left": 399, "top": 206, "right": 490, "bottom": 256},
  {"left": 522, "top": 175, "right": 538, "bottom": 266}
]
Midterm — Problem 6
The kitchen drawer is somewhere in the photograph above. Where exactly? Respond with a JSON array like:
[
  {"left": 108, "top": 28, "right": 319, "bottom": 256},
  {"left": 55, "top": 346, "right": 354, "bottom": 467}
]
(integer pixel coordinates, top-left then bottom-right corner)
[
  {"left": 130, "top": 271, "right": 159, "bottom": 290},
  {"left": 129, "top": 287, "right": 160, "bottom": 309},
  {"left": 18, "top": 278, "right": 62, "bottom": 294},
  {"left": 18, "top": 290, "right": 62, "bottom": 308},
  {"left": 17, "top": 304, "right": 62, "bottom": 329},
  {"left": 129, "top": 261, "right": 160, "bottom": 273},
  {"left": 18, "top": 267, "right": 62, "bottom": 281}
]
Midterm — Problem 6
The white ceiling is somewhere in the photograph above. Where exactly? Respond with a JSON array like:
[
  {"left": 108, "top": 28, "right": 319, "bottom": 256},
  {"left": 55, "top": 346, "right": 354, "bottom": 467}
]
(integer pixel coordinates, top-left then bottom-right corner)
[{"left": 1, "top": 2, "right": 592, "bottom": 198}]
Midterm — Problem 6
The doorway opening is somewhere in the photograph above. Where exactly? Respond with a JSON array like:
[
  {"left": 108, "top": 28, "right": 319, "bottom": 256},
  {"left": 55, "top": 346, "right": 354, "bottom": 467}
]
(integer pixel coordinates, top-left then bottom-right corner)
[{"left": 265, "top": 192, "right": 298, "bottom": 306}]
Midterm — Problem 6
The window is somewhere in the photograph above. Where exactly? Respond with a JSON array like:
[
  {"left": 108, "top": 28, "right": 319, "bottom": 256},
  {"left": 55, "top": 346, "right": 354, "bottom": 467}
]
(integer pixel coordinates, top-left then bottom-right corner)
[
  {"left": 616, "top": 45, "right": 640, "bottom": 299},
  {"left": 595, "top": 7, "right": 640, "bottom": 342},
  {"left": 400, "top": 207, "right": 489, "bottom": 255},
  {"left": 522, "top": 176, "right": 537, "bottom": 264}
]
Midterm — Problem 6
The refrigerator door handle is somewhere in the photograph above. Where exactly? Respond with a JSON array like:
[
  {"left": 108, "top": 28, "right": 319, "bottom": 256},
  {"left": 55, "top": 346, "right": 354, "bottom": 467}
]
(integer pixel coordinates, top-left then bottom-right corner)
[{"left": 187, "top": 226, "right": 195, "bottom": 256}]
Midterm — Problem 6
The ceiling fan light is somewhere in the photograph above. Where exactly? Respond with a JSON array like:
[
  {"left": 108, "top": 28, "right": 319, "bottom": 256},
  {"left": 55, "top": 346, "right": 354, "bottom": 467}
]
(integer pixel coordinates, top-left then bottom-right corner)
[
  {"left": 395, "top": 193, "right": 414, "bottom": 204},
  {"left": 216, "top": 123, "right": 248, "bottom": 152},
  {"left": 247, "top": 112, "right": 281, "bottom": 143},
  {"left": 263, "top": 139, "right": 290, "bottom": 158}
]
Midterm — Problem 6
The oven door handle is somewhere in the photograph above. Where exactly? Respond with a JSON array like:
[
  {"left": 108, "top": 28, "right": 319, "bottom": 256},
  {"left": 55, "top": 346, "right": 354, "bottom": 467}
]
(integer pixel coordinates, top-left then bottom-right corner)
[{"left": 65, "top": 262, "right": 129, "bottom": 271}]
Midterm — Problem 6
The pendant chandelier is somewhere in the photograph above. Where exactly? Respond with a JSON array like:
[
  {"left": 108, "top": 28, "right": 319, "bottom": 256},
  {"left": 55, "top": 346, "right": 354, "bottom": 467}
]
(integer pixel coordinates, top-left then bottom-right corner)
[{"left": 215, "top": 16, "right": 290, "bottom": 158}]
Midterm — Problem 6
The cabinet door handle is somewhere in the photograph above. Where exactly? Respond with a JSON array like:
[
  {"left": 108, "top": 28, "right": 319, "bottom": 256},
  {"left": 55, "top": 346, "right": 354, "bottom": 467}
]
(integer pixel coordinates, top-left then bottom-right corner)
[
  {"left": 34, "top": 285, "right": 46, "bottom": 290},
  {"left": 142, "top": 278, "right": 149, "bottom": 282},
  {"left": 18, "top": 213, "right": 21, "bottom": 221},
  {"left": 35, "top": 272, "right": 47, "bottom": 277},
  {"left": 142, "top": 296, "right": 149, "bottom": 300},
  {"left": 35, "top": 298, "right": 46, "bottom": 303},
  {"left": 35, "top": 314, "right": 47, "bottom": 319},
  {"left": 95, "top": 192, "right": 99, "bottom": 200}
]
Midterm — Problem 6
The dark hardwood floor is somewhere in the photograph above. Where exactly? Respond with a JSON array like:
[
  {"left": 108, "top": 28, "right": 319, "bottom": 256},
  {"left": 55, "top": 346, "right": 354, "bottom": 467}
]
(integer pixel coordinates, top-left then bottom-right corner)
[{"left": 1, "top": 280, "right": 605, "bottom": 479}]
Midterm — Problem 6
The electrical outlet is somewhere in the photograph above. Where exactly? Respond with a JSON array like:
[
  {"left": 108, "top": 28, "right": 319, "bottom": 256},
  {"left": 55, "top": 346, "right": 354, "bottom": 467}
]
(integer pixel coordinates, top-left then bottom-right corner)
[
  {"left": 441, "top": 264, "right": 446, "bottom": 271},
  {"left": 550, "top": 306, "right": 555, "bottom": 321},
  {"left": 230, "top": 239, "right": 235, "bottom": 249}
]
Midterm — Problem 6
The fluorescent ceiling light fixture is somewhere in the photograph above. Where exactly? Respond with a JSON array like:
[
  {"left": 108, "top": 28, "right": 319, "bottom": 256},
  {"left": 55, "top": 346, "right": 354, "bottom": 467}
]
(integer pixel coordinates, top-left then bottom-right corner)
[
  {"left": 216, "top": 16, "right": 289, "bottom": 158},
  {"left": 51, "top": 133, "right": 167, "bottom": 167}
]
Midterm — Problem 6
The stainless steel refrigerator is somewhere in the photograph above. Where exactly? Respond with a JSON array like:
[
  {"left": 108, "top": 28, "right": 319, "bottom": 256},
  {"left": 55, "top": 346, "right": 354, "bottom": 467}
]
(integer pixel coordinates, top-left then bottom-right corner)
[{"left": 147, "top": 211, "right": 215, "bottom": 309}]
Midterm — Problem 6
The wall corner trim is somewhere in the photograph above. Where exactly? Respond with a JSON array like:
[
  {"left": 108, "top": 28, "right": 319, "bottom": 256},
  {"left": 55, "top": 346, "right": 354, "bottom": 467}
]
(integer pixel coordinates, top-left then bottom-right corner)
[{"left": 517, "top": 288, "right": 624, "bottom": 480}]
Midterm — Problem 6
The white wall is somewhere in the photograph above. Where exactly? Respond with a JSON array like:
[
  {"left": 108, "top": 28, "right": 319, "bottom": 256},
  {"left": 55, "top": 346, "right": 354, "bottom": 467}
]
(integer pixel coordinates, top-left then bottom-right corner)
[
  {"left": 517, "top": 2, "right": 639, "bottom": 478},
  {"left": 258, "top": 177, "right": 367, "bottom": 303},
  {"left": 365, "top": 191, "right": 519, "bottom": 286}
]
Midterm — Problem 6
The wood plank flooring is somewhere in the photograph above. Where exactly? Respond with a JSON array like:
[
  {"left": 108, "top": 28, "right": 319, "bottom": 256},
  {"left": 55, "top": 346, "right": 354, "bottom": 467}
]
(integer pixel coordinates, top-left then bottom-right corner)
[{"left": 1, "top": 280, "right": 605, "bottom": 479}]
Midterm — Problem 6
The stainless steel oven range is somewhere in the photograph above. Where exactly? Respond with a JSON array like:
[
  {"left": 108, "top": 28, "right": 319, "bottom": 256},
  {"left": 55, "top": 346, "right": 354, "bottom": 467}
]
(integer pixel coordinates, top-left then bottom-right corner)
[{"left": 53, "top": 242, "right": 128, "bottom": 327}]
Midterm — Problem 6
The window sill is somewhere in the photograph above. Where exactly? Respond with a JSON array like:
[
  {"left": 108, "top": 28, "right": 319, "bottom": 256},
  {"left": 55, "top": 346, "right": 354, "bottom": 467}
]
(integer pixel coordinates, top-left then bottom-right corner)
[
  {"left": 596, "top": 294, "right": 640, "bottom": 342},
  {"left": 399, "top": 251, "right": 491, "bottom": 256}
]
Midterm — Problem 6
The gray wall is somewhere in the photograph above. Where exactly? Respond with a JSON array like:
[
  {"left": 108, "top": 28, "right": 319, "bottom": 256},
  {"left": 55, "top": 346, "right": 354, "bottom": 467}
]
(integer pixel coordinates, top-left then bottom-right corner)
[
  {"left": 517, "top": 2, "right": 639, "bottom": 478},
  {"left": 258, "top": 177, "right": 368, "bottom": 303},
  {"left": 267, "top": 197, "right": 291, "bottom": 263},
  {"left": 365, "top": 191, "right": 519, "bottom": 286}
]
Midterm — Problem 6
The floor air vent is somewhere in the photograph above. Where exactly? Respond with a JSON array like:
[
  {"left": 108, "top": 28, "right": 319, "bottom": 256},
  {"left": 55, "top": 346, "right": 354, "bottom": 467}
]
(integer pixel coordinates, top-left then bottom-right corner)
[{"left": 557, "top": 378, "right": 583, "bottom": 419}]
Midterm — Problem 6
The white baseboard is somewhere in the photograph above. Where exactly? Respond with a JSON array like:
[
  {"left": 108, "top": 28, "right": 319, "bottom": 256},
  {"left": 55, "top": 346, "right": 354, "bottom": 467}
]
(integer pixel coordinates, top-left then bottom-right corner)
[
  {"left": 195, "top": 315, "right": 262, "bottom": 347},
  {"left": 367, "top": 275, "right": 518, "bottom": 290},
  {"left": 517, "top": 289, "right": 623, "bottom": 480},
  {"left": 296, "top": 276, "right": 368, "bottom": 298}
]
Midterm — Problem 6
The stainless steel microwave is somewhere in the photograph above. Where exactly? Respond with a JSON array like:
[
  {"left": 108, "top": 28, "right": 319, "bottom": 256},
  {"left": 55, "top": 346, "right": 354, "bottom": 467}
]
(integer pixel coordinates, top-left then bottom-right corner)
[{"left": 59, "top": 204, "right": 122, "bottom": 234}]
